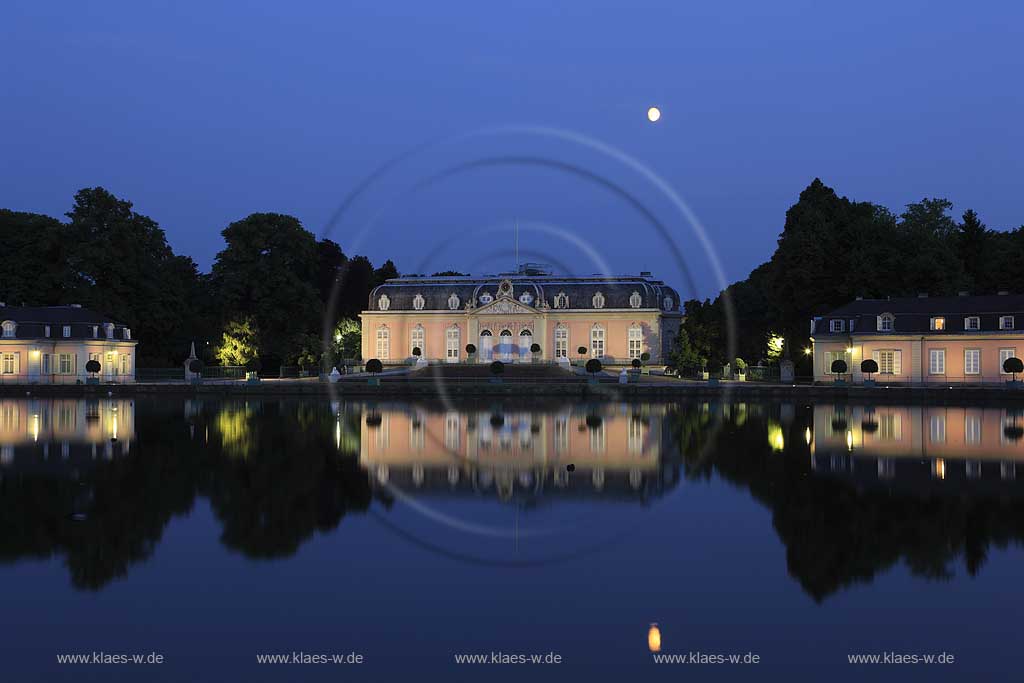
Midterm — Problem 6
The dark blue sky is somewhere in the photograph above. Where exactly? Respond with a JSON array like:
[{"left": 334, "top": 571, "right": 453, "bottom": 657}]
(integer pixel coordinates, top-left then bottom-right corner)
[{"left": 3, "top": 1, "right": 1022, "bottom": 299}]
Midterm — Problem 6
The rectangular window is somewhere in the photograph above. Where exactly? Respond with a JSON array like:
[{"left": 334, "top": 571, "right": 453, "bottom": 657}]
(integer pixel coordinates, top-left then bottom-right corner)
[
  {"left": 628, "top": 326, "right": 643, "bottom": 360},
  {"left": 554, "top": 416, "right": 569, "bottom": 453},
  {"left": 42, "top": 353, "right": 50, "bottom": 375},
  {"left": 92, "top": 325, "right": 98, "bottom": 338},
  {"left": 1000, "top": 316, "right": 1014, "bottom": 330},
  {"left": 62, "top": 325, "right": 71, "bottom": 338},
  {"left": 375, "top": 328, "right": 389, "bottom": 360},
  {"left": 58, "top": 353, "right": 74, "bottom": 374},
  {"left": 879, "top": 350, "right": 895, "bottom": 375},
  {"left": 44, "top": 325, "right": 50, "bottom": 337},
  {"left": 125, "top": 328, "right": 131, "bottom": 340},
  {"left": 930, "top": 317, "right": 945, "bottom": 331},
  {"left": 628, "top": 416, "right": 644, "bottom": 454},
  {"left": 554, "top": 327, "right": 568, "bottom": 358},
  {"left": 120, "top": 354, "right": 129, "bottom": 375},
  {"left": 1000, "top": 348, "right": 1016, "bottom": 374},
  {"left": 964, "top": 348, "right": 981, "bottom": 375},
  {"left": 823, "top": 351, "right": 848, "bottom": 375},
  {"left": 878, "top": 315, "right": 893, "bottom": 332},
  {"left": 965, "top": 316, "right": 980, "bottom": 331},
  {"left": 591, "top": 327, "right": 605, "bottom": 358},
  {"left": 410, "top": 327, "right": 425, "bottom": 357},
  {"left": 929, "top": 349, "right": 945, "bottom": 374},
  {"left": 445, "top": 327, "right": 459, "bottom": 361},
  {"left": 1, "top": 353, "right": 14, "bottom": 374},
  {"left": 829, "top": 319, "right": 845, "bottom": 333}
]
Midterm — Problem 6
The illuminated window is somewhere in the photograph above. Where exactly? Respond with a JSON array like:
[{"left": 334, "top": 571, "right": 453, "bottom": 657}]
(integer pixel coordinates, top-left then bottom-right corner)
[
  {"left": 590, "top": 326, "right": 605, "bottom": 358},
  {"left": 628, "top": 325, "right": 643, "bottom": 360},
  {"left": 446, "top": 326, "right": 460, "bottom": 361},
  {"left": 629, "top": 291, "right": 642, "bottom": 308},
  {"left": 120, "top": 354, "right": 129, "bottom": 375},
  {"left": 375, "top": 326, "right": 390, "bottom": 359},
  {"left": 930, "top": 317, "right": 945, "bottom": 331},
  {"left": 62, "top": 325, "right": 71, "bottom": 338},
  {"left": 58, "top": 353, "right": 74, "bottom": 374},
  {"left": 554, "top": 325, "right": 568, "bottom": 358},
  {"left": 877, "top": 313, "right": 894, "bottom": 332},
  {"left": 928, "top": 349, "right": 945, "bottom": 374},
  {"left": 1, "top": 321, "right": 15, "bottom": 338},
  {"left": 377, "top": 294, "right": 390, "bottom": 311},
  {"left": 829, "top": 319, "right": 845, "bottom": 333},
  {"left": 965, "top": 316, "right": 980, "bottom": 331},
  {"left": 1, "top": 353, "right": 15, "bottom": 374},
  {"left": 1000, "top": 316, "right": 1014, "bottom": 330}
]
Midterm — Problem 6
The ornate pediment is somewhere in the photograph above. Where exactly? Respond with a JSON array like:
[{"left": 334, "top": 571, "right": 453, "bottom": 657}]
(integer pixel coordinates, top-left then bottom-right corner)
[{"left": 474, "top": 296, "right": 536, "bottom": 316}]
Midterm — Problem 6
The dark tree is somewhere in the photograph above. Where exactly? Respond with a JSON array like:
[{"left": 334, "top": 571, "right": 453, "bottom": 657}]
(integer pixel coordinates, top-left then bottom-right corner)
[
  {"left": 830, "top": 359, "right": 848, "bottom": 375},
  {"left": 372, "top": 259, "right": 399, "bottom": 288},
  {"left": 861, "top": 359, "right": 878, "bottom": 379},
  {"left": 1003, "top": 356, "right": 1023, "bottom": 381},
  {"left": 365, "top": 358, "right": 383, "bottom": 374},
  {"left": 188, "top": 359, "right": 203, "bottom": 374},
  {"left": 530, "top": 343, "right": 541, "bottom": 354},
  {"left": 431, "top": 270, "right": 468, "bottom": 276},
  {"left": 585, "top": 358, "right": 602, "bottom": 375},
  {"left": 631, "top": 358, "right": 641, "bottom": 369},
  {"left": 85, "top": 359, "right": 101, "bottom": 374},
  {"left": 316, "top": 238, "right": 348, "bottom": 306},
  {"left": 335, "top": 256, "right": 375, "bottom": 319}
]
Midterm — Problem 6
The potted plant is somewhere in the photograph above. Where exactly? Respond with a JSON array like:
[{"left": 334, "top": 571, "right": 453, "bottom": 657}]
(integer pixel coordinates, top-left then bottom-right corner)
[
  {"left": 630, "top": 357, "right": 642, "bottom": 383},
  {"left": 245, "top": 358, "right": 262, "bottom": 383},
  {"left": 585, "top": 358, "right": 603, "bottom": 383},
  {"left": 577, "top": 346, "right": 587, "bottom": 366},
  {"left": 639, "top": 351, "right": 651, "bottom": 374},
  {"left": 861, "top": 358, "right": 878, "bottom": 387},
  {"left": 365, "top": 358, "right": 383, "bottom": 385},
  {"left": 411, "top": 346, "right": 426, "bottom": 368},
  {"left": 188, "top": 358, "right": 204, "bottom": 384},
  {"left": 1004, "top": 357, "right": 1023, "bottom": 387},
  {"left": 85, "top": 359, "right": 101, "bottom": 385},
  {"left": 465, "top": 343, "right": 477, "bottom": 363},
  {"left": 733, "top": 357, "right": 747, "bottom": 381},
  {"left": 489, "top": 360, "right": 505, "bottom": 383},
  {"left": 530, "top": 343, "right": 541, "bottom": 362},
  {"left": 831, "top": 359, "right": 848, "bottom": 385}
]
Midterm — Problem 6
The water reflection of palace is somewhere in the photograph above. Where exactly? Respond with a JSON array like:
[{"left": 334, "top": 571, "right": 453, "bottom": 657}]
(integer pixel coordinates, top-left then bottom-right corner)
[
  {"left": 0, "top": 397, "right": 134, "bottom": 467},
  {"left": 809, "top": 404, "right": 1020, "bottom": 487},
  {"left": 359, "top": 403, "right": 678, "bottom": 502}
]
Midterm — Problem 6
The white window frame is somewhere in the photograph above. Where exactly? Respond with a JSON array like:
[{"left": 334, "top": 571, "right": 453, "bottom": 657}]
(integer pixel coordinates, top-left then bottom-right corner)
[
  {"left": 447, "top": 293, "right": 460, "bottom": 310},
  {"left": 877, "top": 314, "right": 894, "bottom": 332},
  {"left": 999, "top": 348, "right": 1016, "bottom": 374},
  {"left": 823, "top": 350, "right": 848, "bottom": 375},
  {"left": 1, "top": 353, "right": 15, "bottom": 374},
  {"left": 1, "top": 321, "right": 15, "bottom": 338},
  {"left": 124, "top": 328, "right": 131, "bottom": 340},
  {"left": 964, "top": 348, "right": 980, "bottom": 375},
  {"left": 554, "top": 292, "right": 568, "bottom": 309},
  {"left": 62, "top": 325, "right": 71, "bottom": 338},
  {"left": 412, "top": 294, "right": 425, "bottom": 311},
  {"left": 928, "top": 348, "right": 945, "bottom": 375},
  {"left": 590, "top": 326, "right": 605, "bottom": 359},
  {"left": 410, "top": 325, "right": 425, "bottom": 357},
  {"left": 965, "top": 316, "right": 980, "bottom": 331},
  {"left": 829, "top": 319, "right": 845, "bottom": 333},
  {"left": 628, "top": 325, "right": 643, "bottom": 360},
  {"left": 592, "top": 292, "right": 605, "bottom": 309},
  {"left": 554, "top": 326, "right": 568, "bottom": 358},
  {"left": 930, "top": 317, "right": 945, "bottom": 331},
  {"left": 929, "top": 414, "right": 946, "bottom": 443},
  {"left": 378, "top": 294, "right": 390, "bottom": 311},
  {"left": 58, "top": 353, "right": 74, "bottom": 374},
  {"left": 965, "top": 414, "right": 982, "bottom": 445},
  {"left": 445, "top": 326, "right": 460, "bottom": 362},
  {"left": 629, "top": 291, "right": 642, "bottom": 309},
  {"left": 375, "top": 326, "right": 390, "bottom": 360},
  {"left": 878, "top": 350, "right": 896, "bottom": 375},
  {"left": 1000, "top": 316, "right": 1014, "bottom": 330}
]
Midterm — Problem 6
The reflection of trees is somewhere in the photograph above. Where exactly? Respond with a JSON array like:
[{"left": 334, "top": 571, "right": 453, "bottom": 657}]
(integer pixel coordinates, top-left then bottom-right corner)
[
  {"left": 0, "top": 399, "right": 369, "bottom": 590},
  {"left": 667, "top": 403, "right": 1024, "bottom": 602}
]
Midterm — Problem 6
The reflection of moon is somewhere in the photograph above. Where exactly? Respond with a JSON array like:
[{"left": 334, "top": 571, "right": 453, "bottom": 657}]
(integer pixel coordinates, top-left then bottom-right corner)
[{"left": 647, "top": 106, "right": 661, "bottom": 122}]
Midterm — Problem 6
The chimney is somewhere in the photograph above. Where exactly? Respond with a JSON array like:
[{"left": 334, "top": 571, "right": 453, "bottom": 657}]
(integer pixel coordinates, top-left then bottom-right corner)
[
  {"left": 998, "top": 290, "right": 1010, "bottom": 296},
  {"left": 958, "top": 291, "right": 969, "bottom": 296},
  {"left": 917, "top": 293, "right": 928, "bottom": 298}
]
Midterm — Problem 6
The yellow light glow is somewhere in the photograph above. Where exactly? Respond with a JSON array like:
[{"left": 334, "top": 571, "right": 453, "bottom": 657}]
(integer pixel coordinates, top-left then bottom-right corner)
[
  {"left": 804, "top": 347, "right": 812, "bottom": 355},
  {"left": 32, "top": 414, "right": 39, "bottom": 442},
  {"left": 647, "top": 106, "right": 661, "bottom": 122},
  {"left": 934, "top": 458, "right": 946, "bottom": 479},
  {"left": 30, "top": 350, "right": 40, "bottom": 358},
  {"left": 804, "top": 427, "right": 812, "bottom": 445},
  {"left": 768, "top": 421, "right": 785, "bottom": 452},
  {"left": 846, "top": 347, "right": 854, "bottom": 354},
  {"left": 648, "top": 624, "right": 662, "bottom": 652},
  {"left": 846, "top": 430, "right": 853, "bottom": 451}
]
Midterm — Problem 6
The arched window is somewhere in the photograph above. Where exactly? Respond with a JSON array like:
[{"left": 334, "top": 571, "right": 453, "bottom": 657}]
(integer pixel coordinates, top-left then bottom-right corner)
[
  {"left": 446, "top": 325, "right": 460, "bottom": 362},
  {"left": 375, "top": 326, "right": 390, "bottom": 359},
  {"left": 554, "top": 325, "right": 568, "bottom": 358},
  {"left": 448, "top": 293, "right": 460, "bottom": 310},
  {"left": 103, "top": 322, "right": 115, "bottom": 339},
  {"left": 378, "top": 294, "right": 390, "bottom": 311},
  {"left": 412, "top": 294, "right": 425, "bottom": 311},
  {"left": 554, "top": 292, "right": 568, "bottom": 309},
  {"left": 499, "top": 329, "right": 513, "bottom": 361},
  {"left": 519, "top": 291, "right": 534, "bottom": 305},
  {"left": 590, "top": 325, "right": 605, "bottom": 358},
  {"left": 877, "top": 312, "right": 895, "bottom": 332},
  {"left": 628, "top": 324, "right": 643, "bottom": 359},
  {"left": 663, "top": 296, "right": 674, "bottom": 311},
  {"left": 592, "top": 292, "right": 605, "bottom": 309},
  {"left": 479, "top": 292, "right": 493, "bottom": 305},
  {"left": 519, "top": 328, "right": 533, "bottom": 356},
  {"left": 629, "top": 291, "right": 642, "bottom": 309},
  {"left": 410, "top": 325, "right": 425, "bottom": 356},
  {"left": 1, "top": 321, "right": 15, "bottom": 338}
]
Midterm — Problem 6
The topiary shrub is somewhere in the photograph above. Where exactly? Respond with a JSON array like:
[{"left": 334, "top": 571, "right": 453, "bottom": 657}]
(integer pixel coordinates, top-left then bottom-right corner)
[
  {"left": 860, "top": 358, "right": 878, "bottom": 379},
  {"left": 365, "top": 358, "right": 383, "bottom": 374},
  {"left": 577, "top": 346, "right": 587, "bottom": 357},
  {"left": 490, "top": 360, "right": 505, "bottom": 376},
  {"left": 465, "top": 343, "right": 477, "bottom": 355},
  {"left": 530, "top": 343, "right": 541, "bottom": 354},
  {"left": 85, "top": 359, "right": 101, "bottom": 374},
  {"left": 640, "top": 351, "right": 650, "bottom": 363},
  {"left": 830, "top": 359, "right": 848, "bottom": 375},
  {"left": 412, "top": 347, "right": 421, "bottom": 357},
  {"left": 631, "top": 358, "right": 641, "bottom": 369},
  {"left": 188, "top": 359, "right": 203, "bottom": 374},
  {"left": 1004, "top": 356, "right": 1023, "bottom": 381},
  {"left": 245, "top": 357, "right": 262, "bottom": 373},
  {"left": 585, "top": 358, "right": 602, "bottom": 376}
]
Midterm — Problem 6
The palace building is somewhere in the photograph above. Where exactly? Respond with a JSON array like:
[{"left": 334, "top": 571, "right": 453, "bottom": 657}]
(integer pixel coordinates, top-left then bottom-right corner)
[
  {"left": 0, "top": 304, "right": 136, "bottom": 383},
  {"left": 360, "top": 266, "right": 682, "bottom": 365}
]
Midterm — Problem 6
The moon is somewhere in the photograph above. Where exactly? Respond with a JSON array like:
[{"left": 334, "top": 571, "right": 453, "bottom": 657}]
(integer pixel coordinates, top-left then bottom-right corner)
[{"left": 647, "top": 106, "right": 661, "bottom": 122}]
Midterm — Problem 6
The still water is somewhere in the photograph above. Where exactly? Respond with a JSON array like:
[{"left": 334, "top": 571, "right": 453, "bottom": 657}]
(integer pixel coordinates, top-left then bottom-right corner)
[{"left": 1, "top": 396, "right": 1021, "bottom": 681}]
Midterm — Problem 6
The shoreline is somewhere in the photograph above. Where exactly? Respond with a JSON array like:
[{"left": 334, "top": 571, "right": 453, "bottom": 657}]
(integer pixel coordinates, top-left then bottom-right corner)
[{"left": 2, "top": 380, "right": 1024, "bottom": 403}]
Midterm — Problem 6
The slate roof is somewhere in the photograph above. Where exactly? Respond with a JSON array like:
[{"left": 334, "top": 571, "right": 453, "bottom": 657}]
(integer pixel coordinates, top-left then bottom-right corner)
[
  {"left": 0, "top": 305, "right": 133, "bottom": 341},
  {"left": 368, "top": 274, "right": 681, "bottom": 313},
  {"left": 815, "top": 294, "right": 1024, "bottom": 335}
]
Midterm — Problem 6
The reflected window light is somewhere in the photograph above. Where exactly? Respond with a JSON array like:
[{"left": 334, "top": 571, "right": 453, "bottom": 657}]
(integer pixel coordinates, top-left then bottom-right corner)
[
  {"left": 804, "top": 427, "right": 812, "bottom": 445},
  {"left": 933, "top": 458, "right": 946, "bottom": 480}
]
